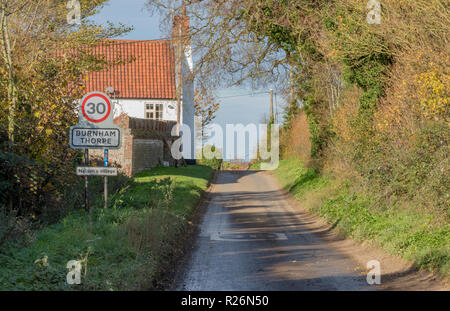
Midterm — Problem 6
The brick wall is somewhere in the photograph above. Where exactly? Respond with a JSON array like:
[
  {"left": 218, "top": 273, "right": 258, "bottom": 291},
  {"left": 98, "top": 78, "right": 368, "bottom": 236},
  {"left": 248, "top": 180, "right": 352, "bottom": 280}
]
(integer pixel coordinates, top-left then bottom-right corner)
[
  {"left": 132, "top": 139, "right": 164, "bottom": 173},
  {"left": 90, "top": 114, "right": 178, "bottom": 176}
]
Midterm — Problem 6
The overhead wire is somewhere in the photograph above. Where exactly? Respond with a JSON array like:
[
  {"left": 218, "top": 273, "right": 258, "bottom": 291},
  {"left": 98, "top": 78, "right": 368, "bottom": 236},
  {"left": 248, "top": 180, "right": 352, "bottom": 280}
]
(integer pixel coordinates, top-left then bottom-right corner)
[{"left": 215, "top": 91, "right": 271, "bottom": 99}]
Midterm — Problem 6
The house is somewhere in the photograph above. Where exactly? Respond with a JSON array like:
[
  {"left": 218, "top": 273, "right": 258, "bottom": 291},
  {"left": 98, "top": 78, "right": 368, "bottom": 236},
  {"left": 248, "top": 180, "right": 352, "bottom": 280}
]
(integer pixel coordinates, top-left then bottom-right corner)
[
  {"left": 82, "top": 8, "right": 195, "bottom": 161},
  {"left": 83, "top": 39, "right": 188, "bottom": 122},
  {"left": 102, "top": 114, "right": 178, "bottom": 176}
]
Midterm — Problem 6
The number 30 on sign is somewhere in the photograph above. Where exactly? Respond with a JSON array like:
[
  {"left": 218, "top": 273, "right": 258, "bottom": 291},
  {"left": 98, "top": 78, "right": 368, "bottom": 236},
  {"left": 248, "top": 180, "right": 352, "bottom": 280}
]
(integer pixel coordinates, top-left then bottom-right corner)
[{"left": 81, "top": 92, "right": 112, "bottom": 123}]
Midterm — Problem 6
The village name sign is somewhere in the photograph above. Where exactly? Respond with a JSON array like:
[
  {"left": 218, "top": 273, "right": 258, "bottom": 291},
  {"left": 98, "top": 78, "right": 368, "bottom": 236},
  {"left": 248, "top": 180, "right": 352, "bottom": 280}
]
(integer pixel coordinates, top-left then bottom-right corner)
[
  {"left": 70, "top": 92, "right": 122, "bottom": 150},
  {"left": 69, "top": 91, "right": 122, "bottom": 211}
]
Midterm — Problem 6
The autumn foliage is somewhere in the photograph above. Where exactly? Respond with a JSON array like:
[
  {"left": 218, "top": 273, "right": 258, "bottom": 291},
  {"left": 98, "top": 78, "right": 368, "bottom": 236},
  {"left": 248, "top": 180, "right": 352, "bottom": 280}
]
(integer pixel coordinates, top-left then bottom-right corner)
[{"left": 0, "top": 0, "right": 130, "bottom": 219}]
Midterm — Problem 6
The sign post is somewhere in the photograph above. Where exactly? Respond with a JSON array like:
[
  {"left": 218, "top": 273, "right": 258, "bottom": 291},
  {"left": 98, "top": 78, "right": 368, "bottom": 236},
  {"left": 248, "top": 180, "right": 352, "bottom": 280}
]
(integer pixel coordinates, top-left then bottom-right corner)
[
  {"left": 70, "top": 92, "right": 122, "bottom": 212},
  {"left": 84, "top": 149, "right": 89, "bottom": 212},
  {"left": 104, "top": 149, "right": 108, "bottom": 209}
]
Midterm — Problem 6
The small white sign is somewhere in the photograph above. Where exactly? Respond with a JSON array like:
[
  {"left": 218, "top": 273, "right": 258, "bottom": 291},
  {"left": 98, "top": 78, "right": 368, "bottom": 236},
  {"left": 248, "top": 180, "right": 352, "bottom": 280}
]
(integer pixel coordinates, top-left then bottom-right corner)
[{"left": 76, "top": 167, "right": 118, "bottom": 176}]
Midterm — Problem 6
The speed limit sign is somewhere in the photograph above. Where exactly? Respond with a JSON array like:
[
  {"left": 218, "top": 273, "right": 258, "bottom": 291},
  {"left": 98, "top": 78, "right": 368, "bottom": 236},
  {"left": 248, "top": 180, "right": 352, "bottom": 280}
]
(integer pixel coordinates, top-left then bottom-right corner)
[
  {"left": 81, "top": 92, "right": 112, "bottom": 123},
  {"left": 69, "top": 91, "right": 122, "bottom": 150}
]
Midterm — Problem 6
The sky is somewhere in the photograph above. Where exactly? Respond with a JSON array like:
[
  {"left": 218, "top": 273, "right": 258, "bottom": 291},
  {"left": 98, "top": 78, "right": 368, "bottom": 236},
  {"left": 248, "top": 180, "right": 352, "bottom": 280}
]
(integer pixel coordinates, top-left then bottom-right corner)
[{"left": 92, "top": 0, "right": 284, "bottom": 160}]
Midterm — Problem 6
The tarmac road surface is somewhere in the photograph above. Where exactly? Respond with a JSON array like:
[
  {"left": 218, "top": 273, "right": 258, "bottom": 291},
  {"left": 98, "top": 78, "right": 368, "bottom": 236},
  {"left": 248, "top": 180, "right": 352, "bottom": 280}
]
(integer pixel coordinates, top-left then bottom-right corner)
[{"left": 175, "top": 170, "right": 373, "bottom": 291}]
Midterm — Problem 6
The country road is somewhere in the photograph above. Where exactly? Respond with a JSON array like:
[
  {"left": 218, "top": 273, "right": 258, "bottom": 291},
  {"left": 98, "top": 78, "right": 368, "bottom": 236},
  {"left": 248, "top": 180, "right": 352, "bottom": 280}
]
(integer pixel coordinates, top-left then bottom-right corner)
[
  {"left": 174, "top": 170, "right": 373, "bottom": 291},
  {"left": 174, "top": 170, "right": 448, "bottom": 291}
]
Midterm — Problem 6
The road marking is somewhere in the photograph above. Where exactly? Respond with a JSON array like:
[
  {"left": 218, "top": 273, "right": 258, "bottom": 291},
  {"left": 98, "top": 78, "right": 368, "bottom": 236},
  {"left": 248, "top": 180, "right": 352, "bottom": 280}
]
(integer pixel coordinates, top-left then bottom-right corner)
[{"left": 210, "top": 232, "right": 288, "bottom": 241}]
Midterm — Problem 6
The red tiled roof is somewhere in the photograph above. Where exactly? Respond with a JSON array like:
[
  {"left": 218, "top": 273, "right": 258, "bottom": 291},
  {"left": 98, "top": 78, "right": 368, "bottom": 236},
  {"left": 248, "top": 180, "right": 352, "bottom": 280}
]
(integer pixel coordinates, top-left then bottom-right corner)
[{"left": 84, "top": 39, "right": 176, "bottom": 99}]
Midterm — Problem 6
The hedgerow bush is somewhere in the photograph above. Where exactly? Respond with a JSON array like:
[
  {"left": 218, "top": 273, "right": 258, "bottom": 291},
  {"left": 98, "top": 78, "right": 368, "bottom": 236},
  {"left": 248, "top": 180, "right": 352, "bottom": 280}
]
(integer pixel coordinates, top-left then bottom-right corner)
[
  {"left": 256, "top": 0, "right": 448, "bottom": 222},
  {"left": 197, "top": 145, "right": 223, "bottom": 170}
]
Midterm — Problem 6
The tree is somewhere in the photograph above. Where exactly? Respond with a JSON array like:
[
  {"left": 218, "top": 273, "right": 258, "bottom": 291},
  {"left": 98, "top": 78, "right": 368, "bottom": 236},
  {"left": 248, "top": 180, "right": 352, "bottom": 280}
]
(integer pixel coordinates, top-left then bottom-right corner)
[
  {"left": 146, "top": 0, "right": 290, "bottom": 91},
  {"left": 194, "top": 87, "right": 219, "bottom": 137},
  {"left": 0, "top": 0, "right": 130, "bottom": 213}
]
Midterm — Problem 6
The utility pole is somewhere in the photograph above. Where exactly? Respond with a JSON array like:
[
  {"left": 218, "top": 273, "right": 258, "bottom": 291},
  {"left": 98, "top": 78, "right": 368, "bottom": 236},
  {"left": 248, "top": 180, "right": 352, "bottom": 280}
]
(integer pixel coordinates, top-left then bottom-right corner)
[
  {"left": 274, "top": 92, "right": 278, "bottom": 124},
  {"left": 270, "top": 89, "right": 273, "bottom": 122}
]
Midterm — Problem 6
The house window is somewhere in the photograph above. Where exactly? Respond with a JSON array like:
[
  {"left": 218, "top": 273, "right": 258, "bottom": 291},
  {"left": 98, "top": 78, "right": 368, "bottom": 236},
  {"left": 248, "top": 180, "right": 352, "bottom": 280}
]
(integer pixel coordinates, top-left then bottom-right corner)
[{"left": 145, "top": 103, "right": 163, "bottom": 120}]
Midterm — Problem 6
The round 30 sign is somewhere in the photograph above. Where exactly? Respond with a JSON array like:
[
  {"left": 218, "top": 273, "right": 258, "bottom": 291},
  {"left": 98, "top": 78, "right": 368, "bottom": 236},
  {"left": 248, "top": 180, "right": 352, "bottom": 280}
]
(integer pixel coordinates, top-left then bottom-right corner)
[{"left": 81, "top": 92, "right": 112, "bottom": 123}]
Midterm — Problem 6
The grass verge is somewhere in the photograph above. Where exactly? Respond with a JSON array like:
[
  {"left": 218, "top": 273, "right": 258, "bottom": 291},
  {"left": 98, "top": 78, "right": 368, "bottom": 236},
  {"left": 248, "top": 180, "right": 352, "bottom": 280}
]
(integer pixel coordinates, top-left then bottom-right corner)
[
  {"left": 0, "top": 165, "right": 213, "bottom": 290},
  {"left": 274, "top": 158, "right": 450, "bottom": 280},
  {"left": 247, "top": 159, "right": 262, "bottom": 170}
]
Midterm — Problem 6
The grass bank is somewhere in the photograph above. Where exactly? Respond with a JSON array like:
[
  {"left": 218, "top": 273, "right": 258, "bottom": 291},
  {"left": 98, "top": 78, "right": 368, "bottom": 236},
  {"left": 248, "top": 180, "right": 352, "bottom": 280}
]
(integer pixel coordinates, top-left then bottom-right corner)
[
  {"left": 274, "top": 158, "right": 450, "bottom": 280},
  {"left": 0, "top": 165, "right": 213, "bottom": 290}
]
